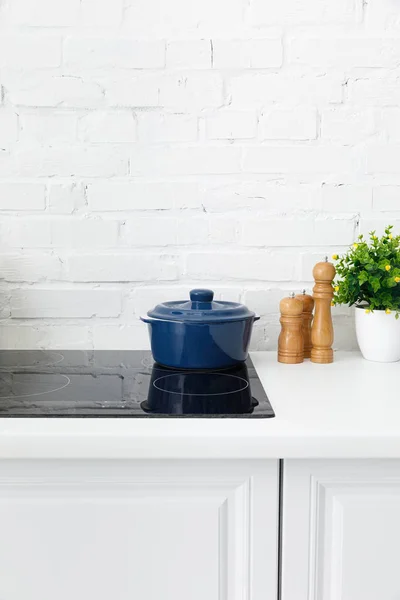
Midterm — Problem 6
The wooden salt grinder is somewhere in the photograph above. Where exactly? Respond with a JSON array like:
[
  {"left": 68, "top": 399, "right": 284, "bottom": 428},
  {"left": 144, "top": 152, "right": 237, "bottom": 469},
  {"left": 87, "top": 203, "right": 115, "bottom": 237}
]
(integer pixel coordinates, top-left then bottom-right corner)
[
  {"left": 296, "top": 290, "right": 314, "bottom": 359},
  {"left": 311, "top": 258, "right": 336, "bottom": 364},
  {"left": 278, "top": 293, "right": 304, "bottom": 364}
]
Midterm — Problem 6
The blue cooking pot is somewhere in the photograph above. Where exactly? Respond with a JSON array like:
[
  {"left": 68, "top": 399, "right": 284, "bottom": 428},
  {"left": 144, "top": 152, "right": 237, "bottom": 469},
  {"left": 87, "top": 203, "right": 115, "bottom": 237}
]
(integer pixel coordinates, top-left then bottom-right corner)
[{"left": 141, "top": 289, "right": 260, "bottom": 370}]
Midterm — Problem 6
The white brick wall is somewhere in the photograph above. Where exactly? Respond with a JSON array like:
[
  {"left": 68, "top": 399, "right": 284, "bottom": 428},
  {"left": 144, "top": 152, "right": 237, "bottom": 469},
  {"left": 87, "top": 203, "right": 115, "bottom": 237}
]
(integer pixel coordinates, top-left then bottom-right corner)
[{"left": 0, "top": 0, "right": 396, "bottom": 350}]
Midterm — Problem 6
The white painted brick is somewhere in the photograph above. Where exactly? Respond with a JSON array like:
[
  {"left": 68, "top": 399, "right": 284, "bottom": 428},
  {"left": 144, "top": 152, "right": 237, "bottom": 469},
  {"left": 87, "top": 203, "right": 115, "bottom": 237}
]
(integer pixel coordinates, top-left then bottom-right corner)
[
  {"left": 93, "top": 324, "right": 149, "bottom": 350},
  {"left": 8, "top": 0, "right": 80, "bottom": 26},
  {"left": 359, "top": 218, "right": 400, "bottom": 237},
  {"left": 5, "top": 73, "right": 105, "bottom": 108},
  {"left": 212, "top": 39, "right": 282, "bottom": 69},
  {"left": 48, "top": 182, "right": 85, "bottom": 215},
  {"left": 0, "top": 254, "right": 62, "bottom": 282},
  {"left": 321, "top": 185, "right": 373, "bottom": 212},
  {"left": 375, "top": 109, "right": 400, "bottom": 142},
  {"left": 123, "top": 216, "right": 226, "bottom": 247},
  {"left": 131, "top": 146, "right": 241, "bottom": 176},
  {"left": 208, "top": 218, "right": 238, "bottom": 244},
  {"left": 201, "top": 182, "right": 322, "bottom": 212},
  {"left": 321, "top": 108, "right": 375, "bottom": 145},
  {"left": 159, "top": 73, "right": 224, "bottom": 109},
  {"left": 0, "top": 219, "right": 52, "bottom": 248},
  {"left": 67, "top": 253, "right": 179, "bottom": 282},
  {"left": 364, "top": 0, "right": 400, "bottom": 30},
  {"left": 0, "top": 111, "right": 19, "bottom": 145},
  {"left": 137, "top": 113, "right": 198, "bottom": 143},
  {"left": 205, "top": 110, "right": 257, "bottom": 140},
  {"left": 0, "top": 325, "right": 91, "bottom": 349},
  {"left": 105, "top": 77, "right": 160, "bottom": 108},
  {"left": 19, "top": 112, "right": 77, "bottom": 144},
  {"left": 251, "top": 0, "right": 356, "bottom": 25},
  {"left": 243, "top": 146, "right": 359, "bottom": 175},
  {"left": 349, "top": 77, "right": 400, "bottom": 107},
  {"left": 373, "top": 187, "right": 400, "bottom": 211},
  {"left": 123, "top": 0, "right": 244, "bottom": 34},
  {"left": 167, "top": 41, "right": 211, "bottom": 69},
  {"left": 177, "top": 217, "right": 208, "bottom": 245},
  {"left": 230, "top": 74, "right": 343, "bottom": 107},
  {"left": 11, "top": 146, "right": 129, "bottom": 177},
  {"left": 88, "top": 181, "right": 201, "bottom": 211},
  {"left": 367, "top": 146, "right": 400, "bottom": 175},
  {"left": 80, "top": 0, "right": 124, "bottom": 28},
  {"left": 0, "top": 183, "right": 45, "bottom": 210},
  {"left": 259, "top": 184, "right": 322, "bottom": 211},
  {"left": 64, "top": 37, "right": 165, "bottom": 70},
  {"left": 0, "top": 0, "right": 397, "bottom": 351},
  {"left": 241, "top": 216, "right": 356, "bottom": 247},
  {"left": 0, "top": 35, "right": 61, "bottom": 69},
  {"left": 79, "top": 111, "right": 136, "bottom": 143},
  {"left": 259, "top": 108, "right": 317, "bottom": 141},
  {"left": 243, "top": 289, "right": 288, "bottom": 316},
  {"left": 51, "top": 218, "right": 119, "bottom": 248},
  {"left": 11, "top": 289, "right": 121, "bottom": 319},
  {"left": 289, "top": 37, "right": 400, "bottom": 68},
  {"left": 123, "top": 218, "right": 177, "bottom": 246},
  {"left": 186, "top": 252, "right": 298, "bottom": 281}
]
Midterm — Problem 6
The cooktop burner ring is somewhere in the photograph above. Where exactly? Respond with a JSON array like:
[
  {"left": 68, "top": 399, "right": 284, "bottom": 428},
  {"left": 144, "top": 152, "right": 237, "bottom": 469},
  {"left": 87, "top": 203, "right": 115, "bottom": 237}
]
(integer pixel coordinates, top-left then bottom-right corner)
[
  {"left": 0, "top": 374, "right": 71, "bottom": 400},
  {"left": 152, "top": 372, "right": 249, "bottom": 396}
]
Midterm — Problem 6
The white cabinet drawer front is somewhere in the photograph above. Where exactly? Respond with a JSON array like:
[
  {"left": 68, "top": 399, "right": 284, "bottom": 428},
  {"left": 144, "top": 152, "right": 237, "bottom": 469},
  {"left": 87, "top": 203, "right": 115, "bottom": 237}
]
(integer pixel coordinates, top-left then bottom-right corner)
[
  {"left": 0, "top": 459, "right": 278, "bottom": 600},
  {"left": 283, "top": 460, "right": 400, "bottom": 600}
]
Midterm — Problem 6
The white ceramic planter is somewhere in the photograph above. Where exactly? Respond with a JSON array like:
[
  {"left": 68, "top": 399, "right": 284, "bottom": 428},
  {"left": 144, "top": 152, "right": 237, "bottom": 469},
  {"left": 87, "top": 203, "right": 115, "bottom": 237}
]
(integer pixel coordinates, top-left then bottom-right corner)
[{"left": 355, "top": 306, "right": 400, "bottom": 362}]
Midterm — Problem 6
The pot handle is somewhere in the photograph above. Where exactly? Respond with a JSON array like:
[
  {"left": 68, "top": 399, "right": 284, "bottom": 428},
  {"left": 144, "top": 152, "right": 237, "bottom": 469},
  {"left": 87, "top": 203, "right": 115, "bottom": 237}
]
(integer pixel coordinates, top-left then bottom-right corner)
[
  {"left": 140, "top": 315, "right": 181, "bottom": 324},
  {"left": 254, "top": 315, "right": 261, "bottom": 322}
]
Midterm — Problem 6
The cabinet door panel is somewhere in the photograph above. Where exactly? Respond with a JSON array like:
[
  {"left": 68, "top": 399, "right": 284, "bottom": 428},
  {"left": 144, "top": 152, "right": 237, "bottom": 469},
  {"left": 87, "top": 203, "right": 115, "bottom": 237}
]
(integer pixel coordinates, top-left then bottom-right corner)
[
  {"left": 0, "top": 459, "right": 278, "bottom": 600},
  {"left": 282, "top": 460, "right": 400, "bottom": 600}
]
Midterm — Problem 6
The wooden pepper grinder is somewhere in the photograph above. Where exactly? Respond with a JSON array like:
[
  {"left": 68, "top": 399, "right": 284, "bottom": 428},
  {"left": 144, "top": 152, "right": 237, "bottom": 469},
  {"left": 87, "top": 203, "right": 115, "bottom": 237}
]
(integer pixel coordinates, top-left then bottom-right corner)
[
  {"left": 296, "top": 289, "right": 314, "bottom": 359},
  {"left": 311, "top": 257, "right": 336, "bottom": 364},
  {"left": 278, "top": 293, "right": 304, "bottom": 364}
]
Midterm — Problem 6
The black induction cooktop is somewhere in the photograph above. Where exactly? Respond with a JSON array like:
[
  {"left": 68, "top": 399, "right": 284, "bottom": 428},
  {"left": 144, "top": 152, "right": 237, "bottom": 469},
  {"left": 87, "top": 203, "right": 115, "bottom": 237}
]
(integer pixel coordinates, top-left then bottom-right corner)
[{"left": 0, "top": 350, "right": 275, "bottom": 418}]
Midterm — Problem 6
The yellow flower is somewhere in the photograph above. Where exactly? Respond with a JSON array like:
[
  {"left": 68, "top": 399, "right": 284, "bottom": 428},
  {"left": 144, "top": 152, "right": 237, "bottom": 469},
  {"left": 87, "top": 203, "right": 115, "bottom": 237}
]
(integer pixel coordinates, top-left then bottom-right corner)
[
  {"left": 372, "top": 235, "right": 377, "bottom": 239},
  {"left": 386, "top": 308, "right": 392, "bottom": 314},
  {"left": 353, "top": 243, "right": 358, "bottom": 248},
  {"left": 365, "top": 309, "right": 371, "bottom": 314},
  {"left": 389, "top": 234, "right": 393, "bottom": 239},
  {"left": 386, "top": 265, "right": 391, "bottom": 271},
  {"left": 395, "top": 277, "right": 400, "bottom": 283},
  {"left": 332, "top": 254, "right": 338, "bottom": 260},
  {"left": 334, "top": 285, "right": 340, "bottom": 292}
]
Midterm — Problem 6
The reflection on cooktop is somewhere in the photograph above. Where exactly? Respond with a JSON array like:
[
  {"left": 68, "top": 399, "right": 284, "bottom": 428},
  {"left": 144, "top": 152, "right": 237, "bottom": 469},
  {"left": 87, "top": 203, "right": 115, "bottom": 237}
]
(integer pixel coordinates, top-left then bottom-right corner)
[{"left": 0, "top": 350, "right": 275, "bottom": 419}]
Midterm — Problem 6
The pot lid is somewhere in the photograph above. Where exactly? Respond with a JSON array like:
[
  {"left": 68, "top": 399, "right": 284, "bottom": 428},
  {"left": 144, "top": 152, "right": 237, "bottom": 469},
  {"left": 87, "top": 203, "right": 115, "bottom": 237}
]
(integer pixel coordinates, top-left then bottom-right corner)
[{"left": 147, "top": 289, "right": 255, "bottom": 323}]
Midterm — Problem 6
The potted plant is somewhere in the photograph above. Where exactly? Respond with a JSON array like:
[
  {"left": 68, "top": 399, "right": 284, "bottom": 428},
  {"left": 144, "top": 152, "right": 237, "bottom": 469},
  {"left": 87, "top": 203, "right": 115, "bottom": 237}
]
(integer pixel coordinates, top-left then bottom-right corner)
[{"left": 332, "top": 225, "right": 400, "bottom": 362}]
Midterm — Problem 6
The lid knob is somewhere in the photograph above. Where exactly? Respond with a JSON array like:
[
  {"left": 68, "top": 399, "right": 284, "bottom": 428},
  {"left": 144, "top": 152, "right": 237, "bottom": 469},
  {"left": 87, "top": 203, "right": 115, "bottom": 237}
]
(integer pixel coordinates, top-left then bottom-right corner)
[{"left": 190, "top": 289, "right": 214, "bottom": 303}]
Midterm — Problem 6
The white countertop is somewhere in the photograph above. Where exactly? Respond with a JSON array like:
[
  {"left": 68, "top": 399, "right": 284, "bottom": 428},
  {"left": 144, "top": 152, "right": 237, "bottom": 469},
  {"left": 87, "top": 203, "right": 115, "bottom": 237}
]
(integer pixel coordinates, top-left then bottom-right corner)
[{"left": 0, "top": 351, "right": 399, "bottom": 460}]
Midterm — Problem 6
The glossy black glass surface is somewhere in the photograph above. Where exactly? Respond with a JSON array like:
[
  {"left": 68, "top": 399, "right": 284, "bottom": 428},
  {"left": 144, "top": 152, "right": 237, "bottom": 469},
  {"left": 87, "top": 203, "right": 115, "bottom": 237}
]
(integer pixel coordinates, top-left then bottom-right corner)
[{"left": 0, "top": 350, "right": 275, "bottom": 418}]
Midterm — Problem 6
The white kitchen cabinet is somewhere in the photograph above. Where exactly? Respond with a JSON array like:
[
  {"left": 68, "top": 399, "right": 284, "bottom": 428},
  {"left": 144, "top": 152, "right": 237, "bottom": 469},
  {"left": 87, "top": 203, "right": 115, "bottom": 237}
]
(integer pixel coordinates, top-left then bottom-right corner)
[
  {"left": 0, "top": 459, "right": 278, "bottom": 600},
  {"left": 282, "top": 460, "right": 400, "bottom": 600}
]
